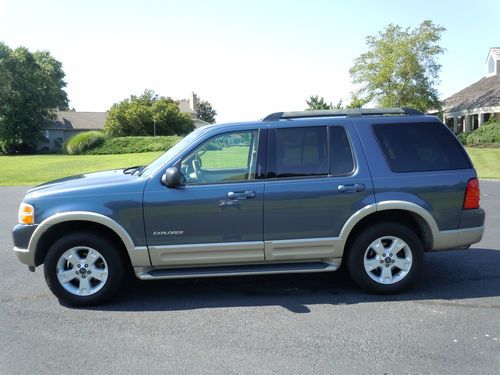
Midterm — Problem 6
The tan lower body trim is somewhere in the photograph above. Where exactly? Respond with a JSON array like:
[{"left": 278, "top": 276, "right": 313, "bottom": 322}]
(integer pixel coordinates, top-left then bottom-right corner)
[
  {"left": 264, "top": 237, "right": 344, "bottom": 261},
  {"left": 148, "top": 241, "right": 265, "bottom": 266}
]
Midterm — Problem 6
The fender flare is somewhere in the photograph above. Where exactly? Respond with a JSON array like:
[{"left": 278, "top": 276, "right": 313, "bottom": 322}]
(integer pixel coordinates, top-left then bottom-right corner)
[
  {"left": 338, "top": 201, "right": 439, "bottom": 247},
  {"left": 29, "top": 211, "right": 150, "bottom": 267}
]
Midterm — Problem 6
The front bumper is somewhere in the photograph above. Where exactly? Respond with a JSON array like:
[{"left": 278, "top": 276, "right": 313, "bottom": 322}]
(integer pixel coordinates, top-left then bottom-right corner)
[
  {"left": 12, "top": 224, "right": 38, "bottom": 267},
  {"left": 13, "top": 246, "right": 36, "bottom": 267}
]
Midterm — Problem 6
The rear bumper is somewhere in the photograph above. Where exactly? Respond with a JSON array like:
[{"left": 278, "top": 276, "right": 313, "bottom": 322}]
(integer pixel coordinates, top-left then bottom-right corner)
[
  {"left": 432, "top": 208, "right": 485, "bottom": 251},
  {"left": 432, "top": 225, "right": 484, "bottom": 251}
]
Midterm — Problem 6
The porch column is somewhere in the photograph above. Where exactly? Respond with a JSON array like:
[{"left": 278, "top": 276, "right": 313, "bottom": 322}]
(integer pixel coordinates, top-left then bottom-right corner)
[
  {"left": 453, "top": 117, "right": 458, "bottom": 132},
  {"left": 466, "top": 115, "right": 474, "bottom": 132},
  {"left": 463, "top": 116, "right": 468, "bottom": 132},
  {"left": 478, "top": 113, "right": 484, "bottom": 128}
]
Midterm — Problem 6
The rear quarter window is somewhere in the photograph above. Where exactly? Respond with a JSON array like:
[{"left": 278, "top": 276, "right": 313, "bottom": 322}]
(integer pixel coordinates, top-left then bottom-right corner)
[{"left": 373, "top": 122, "right": 471, "bottom": 172}]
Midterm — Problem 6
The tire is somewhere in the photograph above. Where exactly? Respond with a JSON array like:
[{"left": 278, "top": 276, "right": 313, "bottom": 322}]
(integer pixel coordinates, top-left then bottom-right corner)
[
  {"left": 44, "top": 232, "right": 125, "bottom": 306},
  {"left": 346, "top": 223, "right": 423, "bottom": 294}
]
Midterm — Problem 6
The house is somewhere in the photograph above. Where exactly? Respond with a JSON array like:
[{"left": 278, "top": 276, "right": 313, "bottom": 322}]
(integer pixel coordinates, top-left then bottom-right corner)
[
  {"left": 40, "top": 92, "right": 210, "bottom": 151},
  {"left": 177, "top": 92, "right": 211, "bottom": 129},
  {"left": 39, "top": 111, "right": 107, "bottom": 151},
  {"left": 442, "top": 47, "right": 500, "bottom": 133}
]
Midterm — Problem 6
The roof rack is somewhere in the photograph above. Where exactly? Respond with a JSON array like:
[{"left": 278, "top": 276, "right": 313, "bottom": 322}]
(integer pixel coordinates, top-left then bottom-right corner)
[{"left": 262, "top": 107, "right": 424, "bottom": 121}]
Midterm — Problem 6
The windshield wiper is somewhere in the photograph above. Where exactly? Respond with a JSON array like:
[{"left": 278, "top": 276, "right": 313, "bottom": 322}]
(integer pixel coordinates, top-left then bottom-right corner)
[{"left": 123, "top": 166, "right": 144, "bottom": 175}]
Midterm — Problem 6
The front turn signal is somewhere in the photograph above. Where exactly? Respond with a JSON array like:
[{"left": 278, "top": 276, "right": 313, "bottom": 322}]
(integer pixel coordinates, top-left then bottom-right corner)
[{"left": 18, "top": 203, "right": 35, "bottom": 225}]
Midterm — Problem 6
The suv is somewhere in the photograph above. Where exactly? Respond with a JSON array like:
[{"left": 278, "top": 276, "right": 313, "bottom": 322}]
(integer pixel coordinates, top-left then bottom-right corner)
[{"left": 12, "top": 108, "right": 485, "bottom": 306}]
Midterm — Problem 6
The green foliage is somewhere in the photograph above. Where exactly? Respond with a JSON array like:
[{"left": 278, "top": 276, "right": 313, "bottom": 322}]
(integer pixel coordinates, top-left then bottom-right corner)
[
  {"left": 306, "top": 96, "right": 343, "bottom": 110},
  {"left": 466, "top": 119, "right": 500, "bottom": 146},
  {"left": 456, "top": 132, "right": 471, "bottom": 145},
  {"left": 349, "top": 20, "right": 445, "bottom": 112},
  {"left": 306, "top": 95, "right": 332, "bottom": 110},
  {"left": 0, "top": 42, "right": 68, "bottom": 154},
  {"left": 196, "top": 100, "right": 217, "bottom": 124},
  {"left": 86, "top": 136, "right": 181, "bottom": 155},
  {"left": 104, "top": 90, "right": 194, "bottom": 137},
  {"left": 65, "top": 131, "right": 106, "bottom": 155}
]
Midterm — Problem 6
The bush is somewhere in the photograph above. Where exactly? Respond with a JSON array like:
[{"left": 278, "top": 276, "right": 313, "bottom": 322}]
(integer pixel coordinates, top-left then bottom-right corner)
[
  {"left": 65, "top": 131, "right": 106, "bottom": 155},
  {"left": 86, "top": 136, "right": 181, "bottom": 155},
  {"left": 456, "top": 132, "right": 471, "bottom": 145},
  {"left": 466, "top": 119, "right": 500, "bottom": 147}
]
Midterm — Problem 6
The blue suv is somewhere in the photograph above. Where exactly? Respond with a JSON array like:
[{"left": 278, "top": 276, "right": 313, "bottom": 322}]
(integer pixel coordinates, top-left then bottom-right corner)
[{"left": 12, "top": 108, "right": 485, "bottom": 306}]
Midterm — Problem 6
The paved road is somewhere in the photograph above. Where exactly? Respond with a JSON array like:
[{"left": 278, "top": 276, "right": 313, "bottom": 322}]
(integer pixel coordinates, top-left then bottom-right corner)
[{"left": 1, "top": 182, "right": 499, "bottom": 374}]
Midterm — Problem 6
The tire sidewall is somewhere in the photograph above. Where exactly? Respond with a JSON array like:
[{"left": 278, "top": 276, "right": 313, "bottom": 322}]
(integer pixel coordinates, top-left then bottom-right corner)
[
  {"left": 347, "top": 223, "right": 424, "bottom": 294},
  {"left": 44, "top": 232, "right": 124, "bottom": 307}
]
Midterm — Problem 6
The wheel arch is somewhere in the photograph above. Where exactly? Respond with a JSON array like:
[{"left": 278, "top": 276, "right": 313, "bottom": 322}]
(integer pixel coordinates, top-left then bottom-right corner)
[
  {"left": 340, "top": 201, "right": 438, "bottom": 256},
  {"left": 30, "top": 212, "right": 150, "bottom": 267}
]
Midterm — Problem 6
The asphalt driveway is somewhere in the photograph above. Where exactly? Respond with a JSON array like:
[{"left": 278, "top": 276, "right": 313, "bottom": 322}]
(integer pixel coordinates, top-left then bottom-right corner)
[{"left": 1, "top": 181, "right": 499, "bottom": 374}]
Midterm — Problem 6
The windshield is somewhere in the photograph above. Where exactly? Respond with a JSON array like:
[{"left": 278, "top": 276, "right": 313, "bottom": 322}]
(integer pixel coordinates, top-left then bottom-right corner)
[{"left": 139, "top": 127, "right": 206, "bottom": 177}]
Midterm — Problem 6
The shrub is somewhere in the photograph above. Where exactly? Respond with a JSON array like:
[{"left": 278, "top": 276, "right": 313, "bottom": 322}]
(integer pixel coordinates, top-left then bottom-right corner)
[
  {"left": 65, "top": 131, "right": 106, "bottom": 155},
  {"left": 466, "top": 119, "right": 500, "bottom": 147},
  {"left": 456, "top": 132, "right": 471, "bottom": 145},
  {"left": 86, "top": 136, "right": 181, "bottom": 154}
]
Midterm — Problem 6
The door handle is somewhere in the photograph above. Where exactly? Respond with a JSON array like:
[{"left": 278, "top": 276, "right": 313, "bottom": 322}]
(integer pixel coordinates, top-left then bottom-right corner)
[
  {"left": 227, "top": 190, "right": 256, "bottom": 200},
  {"left": 337, "top": 183, "right": 365, "bottom": 193}
]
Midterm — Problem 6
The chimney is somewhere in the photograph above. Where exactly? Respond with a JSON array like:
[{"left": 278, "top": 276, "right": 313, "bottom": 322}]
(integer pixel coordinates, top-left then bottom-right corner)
[{"left": 190, "top": 92, "right": 199, "bottom": 112}]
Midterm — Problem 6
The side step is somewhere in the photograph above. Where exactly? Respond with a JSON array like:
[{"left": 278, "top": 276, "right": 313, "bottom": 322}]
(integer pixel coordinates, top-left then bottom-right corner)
[{"left": 135, "top": 261, "right": 340, "bottom": 280}]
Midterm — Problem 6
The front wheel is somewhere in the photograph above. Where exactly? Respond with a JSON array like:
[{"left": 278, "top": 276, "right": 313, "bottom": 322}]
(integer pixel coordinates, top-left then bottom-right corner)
[
  {"left": 346, "top": 223, "right": 423, "bottom": 294},
  {"left": 44, "top": 232, "right": 124, "bottom": 306}
]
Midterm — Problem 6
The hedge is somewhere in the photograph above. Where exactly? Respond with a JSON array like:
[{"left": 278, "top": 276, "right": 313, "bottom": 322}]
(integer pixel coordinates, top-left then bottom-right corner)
[
  {"left": 65, "top": 131, "right": 106, "bottom": 155},
  {"left": 86, "top": 136, "right": 181, "bottom": 154}
]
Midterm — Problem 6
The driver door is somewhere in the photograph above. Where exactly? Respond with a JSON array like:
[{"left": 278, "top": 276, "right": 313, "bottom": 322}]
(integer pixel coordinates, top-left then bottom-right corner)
[{"left": 143, "top": 128, "right": 266, "bottom": 267}]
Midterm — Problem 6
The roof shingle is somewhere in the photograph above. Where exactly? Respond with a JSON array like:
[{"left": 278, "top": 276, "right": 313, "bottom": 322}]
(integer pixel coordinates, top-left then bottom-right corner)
[{"left": 443, "top": 74, "right": 500, "bottom": 112}]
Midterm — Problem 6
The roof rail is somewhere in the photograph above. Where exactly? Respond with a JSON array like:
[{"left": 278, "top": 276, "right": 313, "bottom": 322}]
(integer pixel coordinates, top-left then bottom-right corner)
[{"left": 262, "top": 107, "right": 424, "bottom": 121}]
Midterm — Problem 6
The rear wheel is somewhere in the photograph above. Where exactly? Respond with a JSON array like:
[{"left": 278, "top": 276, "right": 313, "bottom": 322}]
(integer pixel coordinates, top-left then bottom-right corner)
[
  {"left": 44, "top": 232, "right": 124, "bottom": 306},
  {"left": 347, "top": 223, "right": 423, "bottom": 294}
]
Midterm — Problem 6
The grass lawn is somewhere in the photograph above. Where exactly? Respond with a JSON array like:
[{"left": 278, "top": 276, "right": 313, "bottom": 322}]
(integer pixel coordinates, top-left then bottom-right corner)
[
  {"left": 0, "top": 152, "right": 162, "bottom": 186},
  {"left": 466, "top": 148, "right": 500, "bottom": 179},
  {"left": 0, "top": 147, "right": 498, "bottom": 186},
  {"left": 201, "top": 146, "right": 249, "bottom": 169}
]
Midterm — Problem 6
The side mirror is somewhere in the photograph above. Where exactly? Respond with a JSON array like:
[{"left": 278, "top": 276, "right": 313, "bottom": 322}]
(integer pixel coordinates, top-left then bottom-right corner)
[{"left": 161, "top": 167, "right": 185, "bottom": 188}]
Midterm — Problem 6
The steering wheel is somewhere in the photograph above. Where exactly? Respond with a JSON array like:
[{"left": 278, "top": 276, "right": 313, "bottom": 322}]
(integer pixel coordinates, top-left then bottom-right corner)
[{"left": 191, "top": 155, "right": 205, "bottom": 183}]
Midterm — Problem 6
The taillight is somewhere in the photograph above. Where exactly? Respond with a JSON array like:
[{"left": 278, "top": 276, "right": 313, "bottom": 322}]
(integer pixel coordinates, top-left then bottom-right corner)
[{"left": 463, "top": 178, "right": 480, "bottom": 209}]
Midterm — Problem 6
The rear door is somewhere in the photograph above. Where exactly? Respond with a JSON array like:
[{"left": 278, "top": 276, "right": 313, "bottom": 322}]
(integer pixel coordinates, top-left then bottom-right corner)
[{"left": 263, "top": 120, "right": 375, "bottom": 261}]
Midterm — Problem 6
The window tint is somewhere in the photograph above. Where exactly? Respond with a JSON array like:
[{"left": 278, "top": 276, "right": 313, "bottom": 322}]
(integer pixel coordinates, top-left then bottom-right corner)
[
  {"left": 275, "top": 127, "right": 328, "bottom": 178},
  {"left": 373, "top": 122, "right": 471, "bottom": 172},
  {"left": 181, "top": 130, "right": 260, "bottom": 184},
  {"left": 330, "top": 126, "right": 355, "bottom": 176}
]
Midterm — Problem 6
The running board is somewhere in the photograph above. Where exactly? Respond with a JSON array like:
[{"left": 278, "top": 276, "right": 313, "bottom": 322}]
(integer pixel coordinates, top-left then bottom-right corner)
[{"left": 135, "top": 261, "right": 340, "bottom": 280}]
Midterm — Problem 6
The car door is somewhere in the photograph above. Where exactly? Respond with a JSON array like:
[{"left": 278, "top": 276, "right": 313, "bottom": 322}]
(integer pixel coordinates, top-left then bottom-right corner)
[
  {"left": 143, "top": 127, "right": 267, "bottom": 267},
  {"left": 263, "top": 121, "right": 375, "bottom": 261}
]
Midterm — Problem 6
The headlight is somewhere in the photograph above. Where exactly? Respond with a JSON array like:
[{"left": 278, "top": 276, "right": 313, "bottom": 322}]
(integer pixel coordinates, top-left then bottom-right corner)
[{"left": 18, "top": 203, "right": 35, "bottom": 225}]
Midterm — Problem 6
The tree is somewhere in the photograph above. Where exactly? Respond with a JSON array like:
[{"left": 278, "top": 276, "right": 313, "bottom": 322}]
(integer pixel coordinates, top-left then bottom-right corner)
[
  {"left": 196, "top": 100, "right": 217, "bottom": 124},
  {"left": 349, "top": 20, "right": 445, "bottom": 112},
  {"left": 305, "top": 95, "right": 343, "bottom": 110},
  {"left": 306, "top": 95, "right": 332, "bottom": 110},
  {"left": 0, "top": 42, "right": 68, "bottom": 153},
  {"left": 104, "top": 89, "right": 194, "bottom": 137}
]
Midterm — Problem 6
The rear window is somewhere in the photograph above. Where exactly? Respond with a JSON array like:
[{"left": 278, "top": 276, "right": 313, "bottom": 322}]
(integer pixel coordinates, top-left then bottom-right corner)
[
  {"left": 275, "top": 127, "right": 328, "bottom": 178},
  {"left": 373, "top": 122, "right": 471, "bottom": 172}
]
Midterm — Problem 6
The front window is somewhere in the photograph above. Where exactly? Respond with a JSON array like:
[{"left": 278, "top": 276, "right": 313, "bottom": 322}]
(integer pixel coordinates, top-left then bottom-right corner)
[
  {"left": 181, "top": 130, "right": 260, "bottom": 184},
  {"left": 139, "top": 127, "right": 205, "bottom": 177}
]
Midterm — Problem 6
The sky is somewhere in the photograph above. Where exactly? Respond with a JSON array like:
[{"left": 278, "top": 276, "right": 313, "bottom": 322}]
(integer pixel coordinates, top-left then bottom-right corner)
[{"left": 0, "top": 0, "right": 499, "bottom": 123}]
